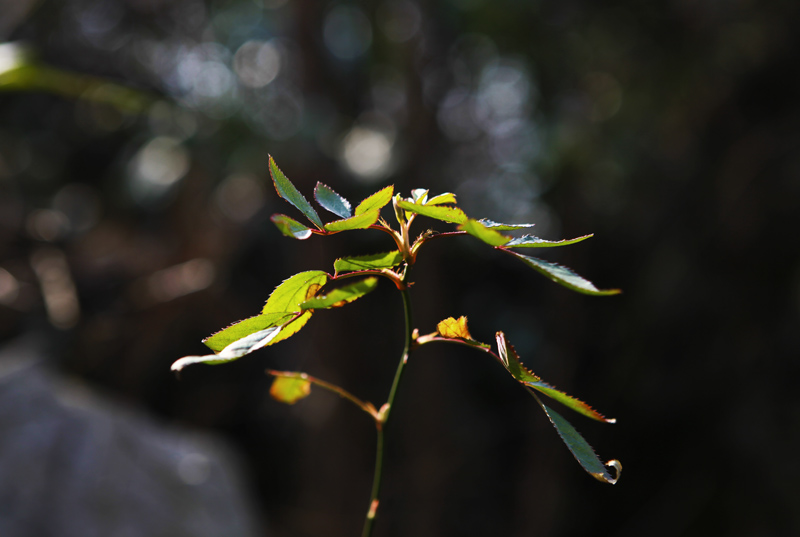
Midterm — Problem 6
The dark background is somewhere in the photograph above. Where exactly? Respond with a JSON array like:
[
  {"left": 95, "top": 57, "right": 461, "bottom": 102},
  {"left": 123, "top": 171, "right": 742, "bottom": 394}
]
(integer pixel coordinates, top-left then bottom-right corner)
[{"left": 1, "top": 0, "right": 799, "bottom": 535}]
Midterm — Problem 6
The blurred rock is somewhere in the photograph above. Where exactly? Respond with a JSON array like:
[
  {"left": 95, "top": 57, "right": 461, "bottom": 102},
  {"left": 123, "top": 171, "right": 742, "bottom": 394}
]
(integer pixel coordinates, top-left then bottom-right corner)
[{"left": 0, "top": 336, "right": 262, "bottom": 537}]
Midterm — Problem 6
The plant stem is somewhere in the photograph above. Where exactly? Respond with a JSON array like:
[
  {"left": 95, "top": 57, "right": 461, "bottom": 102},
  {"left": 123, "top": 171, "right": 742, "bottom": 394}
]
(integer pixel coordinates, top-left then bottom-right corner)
[{"left": 361, "top": 286, "right": 413, "bottom": 537}]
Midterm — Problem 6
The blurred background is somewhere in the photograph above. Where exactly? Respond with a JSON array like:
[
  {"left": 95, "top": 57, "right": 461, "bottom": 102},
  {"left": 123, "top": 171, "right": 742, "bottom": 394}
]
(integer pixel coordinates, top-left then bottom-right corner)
[{"left": 1, "top": 0, "right": 799, "bottom": 535}]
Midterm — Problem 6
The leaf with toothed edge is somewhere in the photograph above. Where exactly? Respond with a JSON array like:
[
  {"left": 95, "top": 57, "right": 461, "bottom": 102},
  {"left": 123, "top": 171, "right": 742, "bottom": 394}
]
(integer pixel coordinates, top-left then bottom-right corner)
[
  {"left": 396, "top": 200, "right": 467, "bottom": 224},
  {"left": 503, "top": 234, "right": 593, "bottom": 248},
  {"left": 426, "top": 192, "right": 457, "bottom": 206},
  {"left": 204, "top": 312, "right": 296, "bottom": 353},
  {"left": 334, "top": 250, "right": 403, "bottom": 274},
  {"left": 355, "top": 185, "right": 394, "bottom": 215},
  {"left": 477, "top": 219, "right": 535, "bottom": 231},
  {"left": 504, "top": 250, "right": 621, "bottom": 296},
  {"left": 495, "top": 332, "right": 613, "bottom": 422},
  {"left": 261, "top": 270, "right": 329, "bottom": 344},
  {"left": 173, "top": 324, "right": 285, "bottom": 371},
  {"left": 300, "top": 277, "right": 378, "bottom": 310},
  {"left": 315, "top": 183, "right": 352, "bottom": 219},
  {"left": 269, "top": 156, "right": 324, "bottom": 229},
  {"left": 458, "top": 219, "right": 511, "bottom": 246},
  {"left": 271, "top": 214, "right": 313, "bottom": 240},
  {"left": 530, "top": 390, "right": 621, "bottom": 484},
  {"left": 323, "top": 209, "right": 380, "bottom": 232}
]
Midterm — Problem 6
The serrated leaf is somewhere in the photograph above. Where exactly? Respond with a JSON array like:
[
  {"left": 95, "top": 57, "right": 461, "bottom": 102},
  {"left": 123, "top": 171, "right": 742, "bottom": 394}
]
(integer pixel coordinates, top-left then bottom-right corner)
[
  {"left": 426, "top": 192, "right": 457, "bottom": 205},
  {"left": 270, "top": 375, "right": 311, "bottom": 404},
  {"left": 262, "top": 270, "right": 330, "bottom": 345},
  {"left": 300, "top": 277, "right": 378, "bottom": 310},
  {"left": 531, "top": 392, "right": 620, "bottom": 484},
  {"left": 396, "top": 200, "right": 468, "bottom": 224},
  {"left": 496, "top": 332, "right": 613, "bottom": 422},
  {"left": 477, "top": 219, "right": 536, "bottom": 231},
  {"left": 271, "top": 214, "right": 313, "bottom": 240},
  {"left": 504, "top": 234, "right": 593, "bottom": 248},
  {"left": 458, "top": 219, "right": 511, "bottom": 246},
  {"left": 334, "top": 250, "right": 403, "bottom": 274},
  {"left": 410, "top": 189, "right": 429, "bottom": 203},
  {"left": 315, "top": 183, "right": 352, "bottom": 219},
  {"left": 269, "top": 156, "right": 323, "bottom": 229},
  {"left": 263, "top": 270, "right": 330, "bottom": 314},
  {"left": 204, "top": 312, "right": 296, "bottom": 352},
  {"left": 323, "top": 209, "right": 380, "bottom": 232},
  {"left": 505, "top": 251, "right": 621, "bottom": 296},
  {"left": 436, "top": 316, "right": 472, "bottom": 339},
  {"left": 355, "top": 185, "right": 394, "bottom": 215},
  {"left": 173, "top": 325, "right": 285, "bottom": 371}
]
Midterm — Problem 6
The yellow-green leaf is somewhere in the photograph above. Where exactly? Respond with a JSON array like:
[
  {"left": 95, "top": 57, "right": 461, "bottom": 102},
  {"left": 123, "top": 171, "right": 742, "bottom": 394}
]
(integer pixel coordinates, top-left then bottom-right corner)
[
  {"left": 203, "top": 312, "right": 295, "bottom": 352},
  {"left": 396, "top": 200, "right": 467, "bottom": 224},
  {"left": 323, "top": 209, "right": 380, "bottom": 232},
  {"left": 355, "top": 185, "right": 394, "bottom": 215},
  {"left": 270, "top": 375, "right": 312, "bottom": 404},
  {"left": 426, "top": 192, "right": 457, "bottom": 205},
  {"left": 262, "top": 270, "right": 329, "bottom": 345},
  {"left": 334, "top": 250, "right": 403, "bottom": 274},
  {"left": 271, "top": 214, "right": 313, "bottom": 240},
  {"left": 436, "top": 316, "right": 473, "bottom": 339},
  {"left": 458, "top": 219, "right": 511, "bottom": 246},
  {"left": 300, "top": 277, "right": 378, "bottom": 310}
]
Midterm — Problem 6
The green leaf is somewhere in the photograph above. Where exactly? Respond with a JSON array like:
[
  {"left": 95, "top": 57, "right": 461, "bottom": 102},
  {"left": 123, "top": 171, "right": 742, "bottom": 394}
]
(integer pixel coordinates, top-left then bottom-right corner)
[
  {"left": 334, "top": 250, "right": 403, "bottom": 274},
  {"left": 355, "top": 185, "right": 394, "bottom": 215},
  {"left": 323, "top": 209, "right": 380, "bottom": 232},
  {"left": 477, "top": 219, "right": 536, "bottom": 231},
  {"left": 396, "top": 200, "right": 468, "bottom": 224},
  {"left": 269, "top": 156, "right": 324, "bottom": 229},
  {"left": 530, "top": 391, "right": 621, "bottom": 484},
  {"left": 300, "top": 277, "right": 378, "bottom": 310},
  {"left": 426, "top": 192, "right": 457, "bottom": 205},
  {"left": 495, "top": 332, "right": 613, "bottom": 423},
  {"left": 203, "top": 312, "right": 296, "bottom": 352},
  {"left": 504, "top": 234, "right": 593, "bottom": 248},
  {"left": 315, "top": 182, "right": 352, "bottom": 219},
  {"left": 173, "top": 325, "right": 285, "bottom": 371},
  {"left": 458, "top": 219, "right": 511, "bottom": 246},
  {"left": 271, "top": 214, "right": 313, "bottom": 240},
  {"left": 504, "top": 251, "right": 621, "bottom": 296},
  {"left": 270, "top": 375, "right": 312, "bottom": 404},
  {"left": 263, "top": 270, "right": 330, "bottom": 314},
  {"left": 262, "top": 270, "right": 330, "bottom": 345}
]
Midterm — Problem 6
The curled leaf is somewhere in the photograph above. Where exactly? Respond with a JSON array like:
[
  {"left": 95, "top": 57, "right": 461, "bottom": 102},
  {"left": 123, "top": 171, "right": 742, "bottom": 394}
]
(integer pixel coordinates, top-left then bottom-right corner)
[
  {"left": 174, "top": 325, "right": 285, "bottom": 371},
  {"left": 204, "top": 312, "right": 295, "bottom": 353},
  {"left": 426, "top": 192, "right": 457, "bottom": 206},
  {"left": 270, "top": 375, "right": 312, "bottom": 404},
  {"left": 477, "top": 219, "right": 535, "bottom": 231},
  {"left": 436, "top": 316, "right": 473, "bottom": 339},
  {"left": 271, "top": 214, "right": 313, "bottom": 240},
  {"left": 503, "top": 234, "right": 593, "bottom": 248}
]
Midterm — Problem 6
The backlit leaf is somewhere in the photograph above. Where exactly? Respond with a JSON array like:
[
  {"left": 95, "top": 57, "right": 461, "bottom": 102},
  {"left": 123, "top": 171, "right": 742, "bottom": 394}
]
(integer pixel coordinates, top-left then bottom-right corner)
[
  {"left": 315, "top": 183, "right": 352, "bottom": 219},
  {"left": 204, "top": 312, "right": 295, "bottom": 352},
  {"left": 477, "top": 219, "right": 535, "bottom": 231},
  {"left": 271, "top": 214, "right": 313, "bottom": 240},
  {"left": 426, "top": 192, "right": 457, "bottom": 205},
  {"left": 334, "top": 250, "right": 403, "bottom": 274},
  {"left": 323, "top": 209, "right": 380, "bottom": 232},
  {"left": 300, "top": 277, "right": 378, "bottom": 310},
  {"left": 262, "top": 270, "right": 330, "bottom": 345},
  {"left": 269, "top": 156, "right": 324, "bottom": 229},
  {"left": 436, "top": 316, "right": 472, "bottom": 339},
  {"left": 505, "top": 251, "right": 621, "bottom": 296},
  {"left": 396, "top": 200, "right": 468, "bottom": 224},
  {"left": 410, "top": 189, "right": 428, "bottom": 203},
  {"left": 355, "top": 185, "right": 394, "bottom": 215},
  {"left": 174, "top": 325, "right": 285, "bottom": 371},
  {"left": 527, "top": 380, "right": 615, "bottom": 423},
  {"left": 504, "top": 234, "right": 593, "bottom": 248},
  {"left": 270, "top": 375, "right": 312, "bottom": 404},
  {"left": 496, "top": 332, "right": 541, "bottom": 384},
  {"left": 530, "top": 392, "right": 621, "bottom": 484},
  {"left": 458, "top": 219, "right": 511, "bottom": 246}
]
